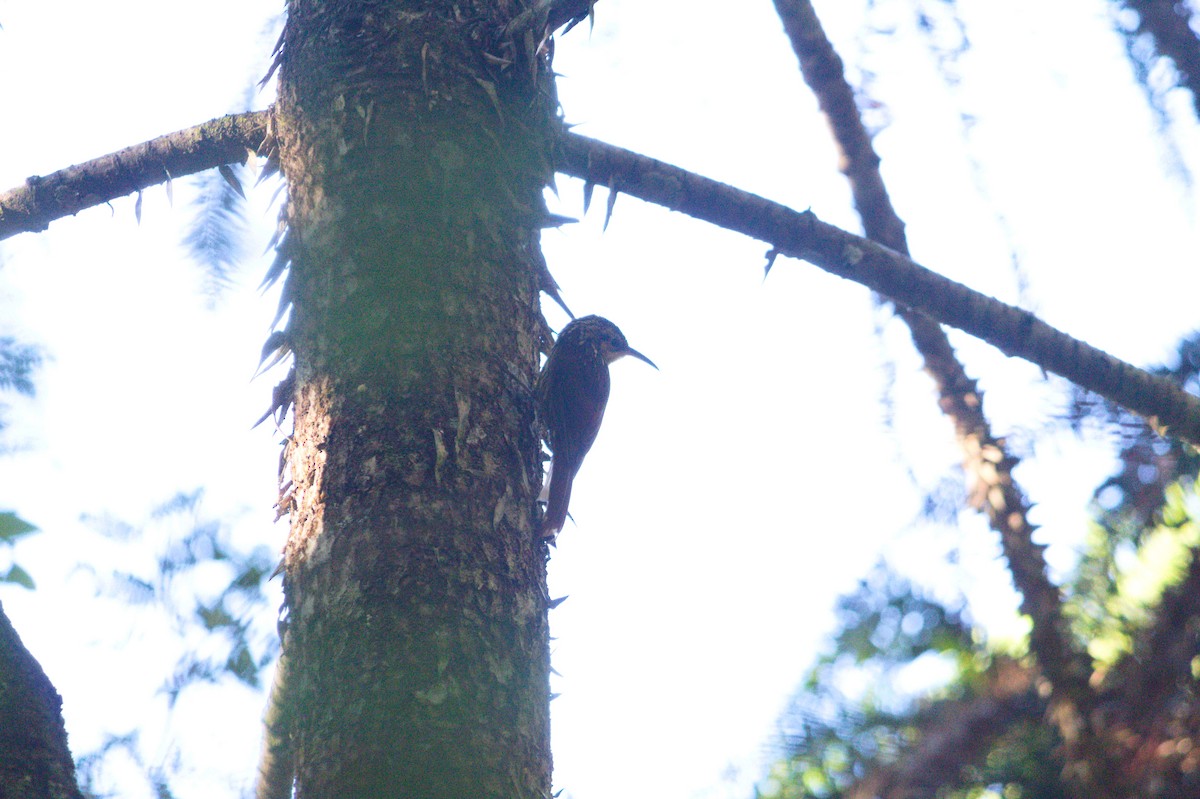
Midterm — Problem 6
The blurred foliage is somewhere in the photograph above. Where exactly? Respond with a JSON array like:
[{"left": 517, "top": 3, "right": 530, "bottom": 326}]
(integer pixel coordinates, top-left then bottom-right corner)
[
  {"left": 182, "top": 166, "right": 252, "bottom": 302},
  {"left": 763, "top": 331, "right": 1200, "bottom": 798},
  {"left": 75, "top": 732, "right": 179, "bottom": 799},
  {"left": 0, "top": 335, "right": 40, "bottom": 445},
  {"left": 762, "top": 566, "right": 984, "bottom": 799},
  {"left": 0, "top": 335, "right": 40, "bottom": 396},
  {"left": 75, "top": 489, "right": 279, "bottom": 797},
  {"left": 947, "top": 720, "right": 1067, "bottom": 799},
  {"left": 0, "top": 337, "right": 41, "bottom": 586},
  {"left": 0, "top": 506, "right": 36, "bottom": 587},
  {"left": 83, "top": 488, "right": 278, "bottom": 699},
  {"left": 1072, "top": 330, "right": 1200, "bottom": 536},
  {"left": 0, "top": 510, "right": 37, "bottom": 588},
  {"left": 1067, "top": 479, "right": 1200, "bottom": 670}
]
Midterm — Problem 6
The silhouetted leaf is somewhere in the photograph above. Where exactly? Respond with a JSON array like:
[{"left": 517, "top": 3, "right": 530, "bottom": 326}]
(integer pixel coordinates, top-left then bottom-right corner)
[
  {"left": 182, "top": 169, "right": 251, "bottom": 300},
  {"left": 2, "top": 563, "right": 34, "bottom": 589},
  {"left": 0, "top": 338, "right": 40, "bottom": 395},
  {"left": 0, "top": 511, "right": 37, "bottom": 542}
]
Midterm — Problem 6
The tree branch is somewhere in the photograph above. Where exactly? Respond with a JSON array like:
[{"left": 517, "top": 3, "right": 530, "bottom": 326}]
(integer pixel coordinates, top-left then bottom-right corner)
[
  {"left": 0, "top": 111, "right": 272, "bottom": 240},
  {"left": 555, "top": 129, "right": 1200, "bottom": 450},
  {"left": 1122, "top": 0, "right": 1200, "bottom": 120},
  {"left": 770, "top": 0, "right": 1107, "bottom": 788}
]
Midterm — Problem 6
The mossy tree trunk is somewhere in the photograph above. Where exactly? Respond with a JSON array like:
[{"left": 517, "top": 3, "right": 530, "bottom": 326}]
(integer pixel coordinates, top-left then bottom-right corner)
[{"left": 273, "top": 2, "right": 558, "bottom": 796}]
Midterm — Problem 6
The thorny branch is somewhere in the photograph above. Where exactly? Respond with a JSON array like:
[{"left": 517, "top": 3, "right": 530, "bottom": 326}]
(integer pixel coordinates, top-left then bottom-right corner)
[
  {"left": 1119, "top": 0, "right": 1200, "bottom": 119},
  {"left": 771, "top": 0, "right": 1112, "bottom": 791},
  {"left": 0, "top": 112, "right": 273, "bottom": 240},
  {"left": 553, "top": 131, "right": 1200, "bottom": 449}
]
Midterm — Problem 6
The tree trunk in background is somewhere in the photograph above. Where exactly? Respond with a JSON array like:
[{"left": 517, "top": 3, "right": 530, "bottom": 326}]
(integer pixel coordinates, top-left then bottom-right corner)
[
  {"left": 274, "top": 2, "right": 557, "bottom": 796},
  {"left": 0, "top": 601, "right": 84, "bottom": 799}
]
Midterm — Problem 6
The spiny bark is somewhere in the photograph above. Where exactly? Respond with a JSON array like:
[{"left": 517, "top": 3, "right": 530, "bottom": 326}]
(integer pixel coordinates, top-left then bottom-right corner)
[{"left": 271, "top": 2, "right": 557, "bottom": 797}]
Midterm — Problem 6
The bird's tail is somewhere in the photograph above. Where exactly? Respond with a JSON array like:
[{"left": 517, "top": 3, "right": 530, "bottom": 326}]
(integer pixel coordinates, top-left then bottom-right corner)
[{"left": 541, "top": 459, "right": 574, "bottom": 539}]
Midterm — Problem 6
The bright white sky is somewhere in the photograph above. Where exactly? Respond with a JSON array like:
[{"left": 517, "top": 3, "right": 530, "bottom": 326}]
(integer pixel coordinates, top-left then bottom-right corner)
[{"left": 2, "top": 1, "right": 1200, "bottom": 798}]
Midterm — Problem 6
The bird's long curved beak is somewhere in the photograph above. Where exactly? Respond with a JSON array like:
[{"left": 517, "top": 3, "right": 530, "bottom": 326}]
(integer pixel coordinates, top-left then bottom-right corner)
[{"left": 623, "top": 346, "right": 659, "bottom": 370}]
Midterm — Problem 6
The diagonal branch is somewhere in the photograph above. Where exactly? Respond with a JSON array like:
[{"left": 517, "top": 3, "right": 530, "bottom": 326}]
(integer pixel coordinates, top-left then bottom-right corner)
[
  {"left": 774, "top": 0, "right": 906, "bottom": 252},
  {"left": 1121, "top": 0, "right": 1200, "bottom": 120},
  {"left": 555, "top": 130, "right": 1200, "bottom": 451},
  {"left": 0, "top": 111, "right": 272, "bottom": 240},
  {"left": 770, "top": 0, "right": 1108, "bottom": 788}
]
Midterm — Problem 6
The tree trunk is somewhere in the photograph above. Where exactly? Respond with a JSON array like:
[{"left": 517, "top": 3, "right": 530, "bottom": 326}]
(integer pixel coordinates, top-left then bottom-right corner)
[
  {"left": 0, "top": 600, "right": 84, "bottom": 799},
  {"left": 273, "top": 2, "right": 557, "bottom": 796}
]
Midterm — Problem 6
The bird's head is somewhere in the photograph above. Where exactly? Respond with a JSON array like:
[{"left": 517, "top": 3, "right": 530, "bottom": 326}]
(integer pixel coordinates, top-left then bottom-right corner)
[{"left": 572, "top": 315, "right": 658, "bottom": 369}]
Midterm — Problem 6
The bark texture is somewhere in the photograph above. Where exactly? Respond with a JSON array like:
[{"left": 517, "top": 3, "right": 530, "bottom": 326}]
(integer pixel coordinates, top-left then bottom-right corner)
[
  {"left": 272, "top": 2, "right": 557, "bottom": 797},
  {"left": 0, "top": 600, "right": 84, "bottom": 799}
]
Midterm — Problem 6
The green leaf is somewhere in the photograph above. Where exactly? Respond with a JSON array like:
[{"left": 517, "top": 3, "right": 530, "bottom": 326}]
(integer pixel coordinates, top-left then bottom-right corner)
[
  {"left": 1162, "top": 482, "right": 1189, "bottom": 527},
  {"left": 3, "top": 563, "right": 35, "bottom": 589},
  {"left": 0, "top": 511, "right": 37, "bottom": 543}
]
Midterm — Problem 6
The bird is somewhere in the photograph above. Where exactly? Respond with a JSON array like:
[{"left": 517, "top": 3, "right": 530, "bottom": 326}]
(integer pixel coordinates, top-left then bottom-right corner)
[{"left": 536, "top": 315, "right": 657, "bottom": 538}]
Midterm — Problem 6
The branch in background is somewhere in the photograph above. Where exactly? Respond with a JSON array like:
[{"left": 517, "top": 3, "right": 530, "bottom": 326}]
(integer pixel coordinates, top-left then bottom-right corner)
[
  {"left": 774, "top": 0, "right": 906, "bottom": 252},
  {"left": 1121, "top": 0, "right": 1200, "bottom": 120},
  {"left": 0, "top": 111, "right": 272, "bottom": 240},
  {"left": 770, "top": 0, "right": 1107, "bottom": 787}
]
